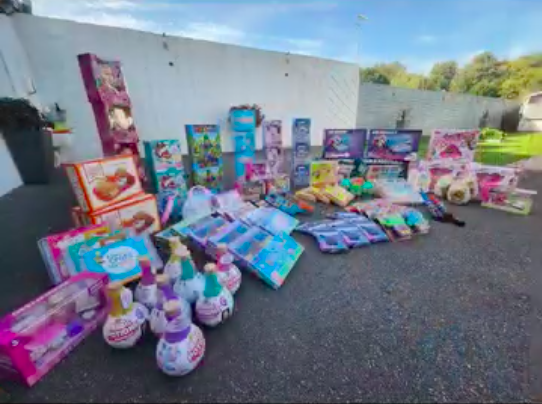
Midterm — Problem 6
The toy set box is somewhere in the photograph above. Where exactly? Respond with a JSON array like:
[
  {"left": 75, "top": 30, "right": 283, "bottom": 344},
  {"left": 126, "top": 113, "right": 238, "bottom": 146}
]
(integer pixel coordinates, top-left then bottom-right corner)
[
  {"left": 263, "top": 120, "right": 285, "bottom": 176},
  {"left": 365, "top": 129, "right": 421, "bottom": 161},
  {"left": 0, "top": 273, "right": 109, "bottom": 386},
  {"left": 185, "top": 125, "right": 224, "bottom": 193},
  {"left": 323, "top": 129, "right": 366, "bottom": 160},
  {"left": 427, "top": 129, "right": 480, "bottom": 162},
  {"left": 481, "top": 187, "right": 537, "bottom": 215},
  {"left": 310, "top": 161, "right": 338, "bottom": 188},
  {"left": 233, "top": 131, "right": 256, "bottom": 180},
  {"left": 244, "top": 207, "right": 299, "bottom": 236},
  {"left": 230, "top": 109, "right": 256, "bottom": 132},
  {"left": 38, "top": 224, "right": 110, "bottom": 285},
  {"left": 292, "top": 119, "right": 312, "bottom": 188},
  {"left": 64, "top": 155, "right": 143, "bottom": 213},
  {"left": 143, "top": 140, "right": 188, "bottom": 197}
]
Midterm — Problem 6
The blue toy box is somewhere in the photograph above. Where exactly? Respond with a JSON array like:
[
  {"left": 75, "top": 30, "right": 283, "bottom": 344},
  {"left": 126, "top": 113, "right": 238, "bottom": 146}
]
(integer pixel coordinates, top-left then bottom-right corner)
[{"left": 230, "top": 109, "right": 256, "bottom": 132}]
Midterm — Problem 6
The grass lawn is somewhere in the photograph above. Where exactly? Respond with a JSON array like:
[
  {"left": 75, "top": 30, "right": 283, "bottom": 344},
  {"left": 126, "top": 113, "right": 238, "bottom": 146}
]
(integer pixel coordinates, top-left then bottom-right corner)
[{"left": 418, "top": 132, "right": 542, "bottom": 166}]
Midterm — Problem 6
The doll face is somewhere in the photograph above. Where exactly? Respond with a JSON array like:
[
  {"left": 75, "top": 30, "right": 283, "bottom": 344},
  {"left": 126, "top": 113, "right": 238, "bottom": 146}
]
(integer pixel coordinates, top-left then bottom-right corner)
[
  {"left": 109, "top": 107, "right": 133, "bottom": 130},
  {"left": 101, "top": 65, "right": 116, "bottom": 87}
]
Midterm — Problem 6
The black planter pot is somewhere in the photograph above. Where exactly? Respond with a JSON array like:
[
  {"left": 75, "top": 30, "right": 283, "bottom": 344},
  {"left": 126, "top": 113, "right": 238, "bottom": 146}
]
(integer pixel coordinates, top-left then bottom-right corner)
[{"left": 2, "top": 128, "right": 55, "bottom": 185}]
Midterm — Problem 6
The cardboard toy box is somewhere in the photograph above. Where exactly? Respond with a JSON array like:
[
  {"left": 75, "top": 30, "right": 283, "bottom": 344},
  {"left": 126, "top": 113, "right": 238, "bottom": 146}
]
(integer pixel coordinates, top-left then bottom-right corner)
[
  {"left": 64, "top": 155, "right": 143, "bottom": 212},
  {"left": 143, "top": 140, "right": 187, "bottom": 195},
  {"left": 71, "top": 193, "right": 160, "bottom": 236}
]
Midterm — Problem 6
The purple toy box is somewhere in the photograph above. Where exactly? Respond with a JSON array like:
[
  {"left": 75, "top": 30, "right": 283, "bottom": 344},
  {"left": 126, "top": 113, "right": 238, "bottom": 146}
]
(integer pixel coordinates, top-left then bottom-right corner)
[
  {"left": 322, "top": 129, "right": 367, "bottom": 160},
  {"left": 0, "top": 273, "right": 109, "bottom": 386}
]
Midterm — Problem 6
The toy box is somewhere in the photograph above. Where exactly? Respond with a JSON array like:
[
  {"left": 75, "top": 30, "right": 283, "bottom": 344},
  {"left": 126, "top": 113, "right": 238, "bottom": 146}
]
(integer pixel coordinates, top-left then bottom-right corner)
[
  {"left": 474, "top": 164, "right": 520, "bottom": 202},
  {"left": 81, "top": 236, "right": 162, "bottom": 284},
  {"left": 229, "top": 109, "right": 256, "bottom": 132},
  {"left": 245, "top": 207, "right": 299, "bottom": 236},
  {"left": 229, "top": 226, "right": 304, "bottom": 289},
  {"left": 482, "top": 187, "right": 536, "bottom": 215},
  {"left": 263, "top": 120, "right": 285, "bottom": 176},
  {"left": 0, "top": 273, "right": 108, "bottom": 386},
  {"left": 38, "top": 224, "right": 110, "bottom": 285},
  {"left": 427, "top": 129, "right": 480, "bottom": 162},
  {"left": 143, "top": 139, "right": 184, "bottom": 172},
  {"left": 64, "top": 155, "right": 143, "bottom": 212},
  {"left": 374, "top": 179, "right": 424, "bottom": 205},
  {"left": 233, "top": 132, "right": 256, "bottom": 180},
  {"left": 323, "top": 129, "right": 366, "bottom": 160},
  {"left": 322, "top": 185, "right": 355, "bottom": 207},
  {"left": 71, "top": 193, "right": 161, "bottom": 236},
  {"left": 310, "top": 161, "right": 338, "bottom": 188},
  {"left": 265, "top": 174, "right": 291, "bottom": 195},
  {"left": 185, "top": 125, "right": 223, "bottom": 192},
  {"left": 154, "top": 167, "right": 187, "bottom": 195},
  {"left": 292, "top": 118, "right": 312, "bottom": 188},
  {"left": 206, "top": 220, "right": 251, "bottom": 258},
  {"left": 366, "top": 129, "right": 421, "bottom": 161}
]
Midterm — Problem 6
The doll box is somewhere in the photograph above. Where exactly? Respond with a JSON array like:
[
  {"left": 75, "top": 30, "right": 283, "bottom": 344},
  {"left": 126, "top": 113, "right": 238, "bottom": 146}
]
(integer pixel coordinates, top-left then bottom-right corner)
[
  {"left": 143, "top": 139, "right": 184, "bottom": 172},
  {"left": 38, "top": 224, "right": 110, "bottom": 285},
  {"left": 244, "top": 207, "right": 299, "bottom": 236},
  {"left": 64, "top": 155, "right": 143, "bottom": 212},
  {"left": 229, "top": 109, "right": 256, "bottom": 132},
  {"left": 72, "top": 193, "right": 161, "bottom": 236},
  {"left": 0, "top": 273, "right": 108, "bottom": 387},
  {"left": 482, "top": 187, "right": 537, "bottom": 215},
  {"left": 322, "top": 129, "right": 366, "bottom": 160},
  {"left": 206, "top": 220, "right": 252, "bottom": 259}
]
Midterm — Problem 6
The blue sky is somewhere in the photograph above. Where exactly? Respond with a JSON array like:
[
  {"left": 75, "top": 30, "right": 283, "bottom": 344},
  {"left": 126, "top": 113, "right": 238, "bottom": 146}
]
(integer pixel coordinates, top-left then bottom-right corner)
[{"left": 33, "top": 0, "right": 542, "bottom": 73}]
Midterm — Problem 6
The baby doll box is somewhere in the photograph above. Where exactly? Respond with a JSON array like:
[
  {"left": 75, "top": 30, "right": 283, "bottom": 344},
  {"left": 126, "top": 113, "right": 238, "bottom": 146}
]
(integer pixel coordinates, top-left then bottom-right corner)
[
  {"left": 64, "top": 155, "right": 143, "bottom": 213},
  {"left": 0, "top": 273, "right": 108, "bottom": 387}
]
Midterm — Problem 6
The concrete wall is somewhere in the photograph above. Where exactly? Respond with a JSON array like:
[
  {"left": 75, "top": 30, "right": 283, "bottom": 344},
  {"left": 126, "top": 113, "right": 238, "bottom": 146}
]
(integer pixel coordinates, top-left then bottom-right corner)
[
  {"left": 11, "top": 14, "right": 359, "bottom": 162},
  {"left": 357, "top": 83, "right": 518, "bottom": 135}
]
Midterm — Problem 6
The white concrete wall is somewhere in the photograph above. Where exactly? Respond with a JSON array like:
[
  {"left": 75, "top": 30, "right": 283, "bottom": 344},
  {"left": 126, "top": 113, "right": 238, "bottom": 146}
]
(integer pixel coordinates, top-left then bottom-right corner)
[
  {"left": 357, "top": 83, "right": 518, "bottom": 135},
  {"left": 11, "top": 14, "right": 359, "bottom": 162}
]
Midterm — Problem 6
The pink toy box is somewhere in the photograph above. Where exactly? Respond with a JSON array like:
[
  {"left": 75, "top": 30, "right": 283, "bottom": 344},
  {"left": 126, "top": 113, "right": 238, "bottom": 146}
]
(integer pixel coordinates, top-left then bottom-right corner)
[{"left": 0, "top": 273, "right": 109, "bottom": 387}]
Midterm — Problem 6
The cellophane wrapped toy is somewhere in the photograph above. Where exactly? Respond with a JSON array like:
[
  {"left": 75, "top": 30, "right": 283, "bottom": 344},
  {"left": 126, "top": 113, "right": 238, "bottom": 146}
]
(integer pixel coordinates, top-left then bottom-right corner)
[{"left": 0, "top": 273, "right": 108, "bottom": 386}]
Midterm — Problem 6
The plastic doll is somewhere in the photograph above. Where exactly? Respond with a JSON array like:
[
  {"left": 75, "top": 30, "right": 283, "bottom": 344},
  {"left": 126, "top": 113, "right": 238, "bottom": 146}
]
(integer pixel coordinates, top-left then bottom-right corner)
[
  {"left": 173, "top": 248, "right": 205, "bottom": 304},
  {"left": 102, "top": 282, "right": 148, "bottom": 349},
  {"left": 156, "top": 300, "right": 206, "bottom": 377},
  {"left": 134, "top": 257, "right": 158, "bottom": 310},
  {"left": 150, "top": 274, "right": 191, "bottom": 337},
  {"left": 164, "top": 237, "right": 185, "bottom": 284},
  {"left": 195, "top": 264, "right": 234, "bottom": 327},
  {"left": 216, "top": 244, "right": 242, "bottom": 295}
]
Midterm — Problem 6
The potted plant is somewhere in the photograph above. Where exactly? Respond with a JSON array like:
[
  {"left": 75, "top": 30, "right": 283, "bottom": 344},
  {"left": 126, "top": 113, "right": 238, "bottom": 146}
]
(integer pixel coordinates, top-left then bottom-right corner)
[{"left": 0, "top": 97, "right": 55, "bottom": 184}]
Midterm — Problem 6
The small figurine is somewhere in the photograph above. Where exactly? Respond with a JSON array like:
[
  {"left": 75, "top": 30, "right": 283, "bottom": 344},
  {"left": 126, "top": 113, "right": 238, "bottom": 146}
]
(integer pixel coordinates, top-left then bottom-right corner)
[
  {"left": 195, "top": 263, "right": 234, "bottom": 327},
  {"left": 156, "top": 300, "right": 206, "bottom": 377},
  {"left": 102, "top": 282, "right": 147, "bottom": 349},
  {"left": 134, "top": 257, "right": 157, "bottom": 310},
  {"left": 173, "top": 248, "right": 205, "bottom": 304},
  {"left": 150, "top": 274, "right": 191, "bottom": 337},
  {"left": 215, "top": 244, "right": 242, "bottom": 295},
  {"left": 164, "top": 237, "right": 185, "bottom": 284}
]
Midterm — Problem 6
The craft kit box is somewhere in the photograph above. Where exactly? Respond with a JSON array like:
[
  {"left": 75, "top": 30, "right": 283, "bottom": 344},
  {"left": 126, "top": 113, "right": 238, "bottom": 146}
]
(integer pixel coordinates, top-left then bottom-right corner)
[
  {"left": 38, "top": 224, "right": 110, "bottom": 285},
  {"left": 322, "top": 129, "right": 366, "bottom": 160},
  {"left": 0, "top": 273, "right": 108, "bottom": 386},
  {"left": 365, "top": 129, "right": 422, "bottom": 161},
  {"left": 143, "top": 139, "right": 187, "bottom": 195},
  {"left": 64, "top": 155, "right": 143, "bottom": 212},
  {"left": 71, "top": 193, "right": 160, "bottom": 236}
]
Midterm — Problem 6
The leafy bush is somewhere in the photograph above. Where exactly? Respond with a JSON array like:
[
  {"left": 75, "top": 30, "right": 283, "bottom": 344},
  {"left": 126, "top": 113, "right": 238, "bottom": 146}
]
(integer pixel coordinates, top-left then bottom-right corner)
[{"left": 480, "top": 127, "right": 506, "bottom": 141}]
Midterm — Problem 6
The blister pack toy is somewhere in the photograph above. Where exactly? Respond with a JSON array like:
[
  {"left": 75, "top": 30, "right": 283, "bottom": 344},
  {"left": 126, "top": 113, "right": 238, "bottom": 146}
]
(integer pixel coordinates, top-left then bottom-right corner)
[
  {"left": 264, "top": 194, "right": 314, "bottom": 216},
  {"left": 245, "top": 207, "right": 299, "bottom": 236}
]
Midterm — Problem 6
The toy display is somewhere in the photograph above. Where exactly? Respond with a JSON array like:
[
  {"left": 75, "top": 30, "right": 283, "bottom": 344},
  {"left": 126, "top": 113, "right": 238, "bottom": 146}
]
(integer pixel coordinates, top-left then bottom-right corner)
[
  {"left": 263, "top": 120, "right": 285, "bottom": 176},
  {"left": 322, "top": 129, "right": 366, "bottom": 160},
  {"left": 38, "top": 224, "right": 110, "bottom": 285},
  {"left": 102, "top": 282, "right": 148, "bottom": 349},
  {"left": 482, "top": 188, "right": 537, "bottom": 215},
  {"left": 322, "top": 185, "right": 355, "bottom": 207},
  {"left": 366, "top": 129, "right": 421, "bottom": 161},
  {"left": 427, "top": 129, "right": 480, "bottom": 162},
  {"left": 156, "top": 300, "right": 205, "bottom": 377},
  {"left": 173, "top": 249, "right": 205, "bottom": 304},
  {"left": 134, "top": 257, "right": 158, "bottom": 310},
  {"left": 195, "top": 264, "right": 234, "bottom": 327},
  {"left": 245, "top": 207, "right": 299, "bottom": 236},
  {"left": 310, "top": 161, "right": 338, "bottom": 188},
  {"left": 64, "top": 155, "right": 143, "bottom": 213},
  {"left": 228, "top": 227, "right": 304, "bottom": 289},
  {"left": 230, "top": 108, "right": 257, "bottom": 132},
  {"left": 230, "top": 109, "right": 256, "bottom": 181},
  {"left": 0, "top": 273, "right": 108, "bottom": 386},
  {"left": 72, "top": 193, "right": 161, "bottom": 235},
  {"left": 373, "top": 179, "right": 424, "bottom": 205},
  {"left": 215, "top": 244, "right": 242, "bottom": 295},
  {"left": 292, "top": 119, "right": 312, "bottom": 188},
  {"left": 185, "top": 125, "right": 224, "bottom": 192},
  {"left": 264, "top": 193, "right": 314, "bottom": 216},
  {"left": 82, "top": 235, "right": 163, "bottom": 284}
]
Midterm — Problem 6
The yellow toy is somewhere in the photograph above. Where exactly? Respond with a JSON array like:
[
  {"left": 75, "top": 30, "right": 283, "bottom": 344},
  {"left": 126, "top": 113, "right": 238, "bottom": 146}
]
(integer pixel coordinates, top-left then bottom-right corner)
[
  {"left": 310, "top": 161, "right": 338, "bottom": 188},
  {"left": 323, "top": 185, "right": 355, "bottom": 207}
]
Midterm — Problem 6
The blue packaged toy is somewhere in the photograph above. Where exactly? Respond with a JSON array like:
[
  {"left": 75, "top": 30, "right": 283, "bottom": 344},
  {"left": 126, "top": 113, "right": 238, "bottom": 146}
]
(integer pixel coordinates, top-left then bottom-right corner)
[
  {"left": 311, "top": 228, "right": 349, "bottom": 253},
  {"left": 206, "top": 220, "right": 251, "bottom": 258},
  {"left": 233, "top": 132, "right": 256, "bottom": 180},
  {"left": 245, "top": 207, "right": 298, "bottom": 236},
  {"left": 230, "top": 109, "right": 256, "bottom": 132}
]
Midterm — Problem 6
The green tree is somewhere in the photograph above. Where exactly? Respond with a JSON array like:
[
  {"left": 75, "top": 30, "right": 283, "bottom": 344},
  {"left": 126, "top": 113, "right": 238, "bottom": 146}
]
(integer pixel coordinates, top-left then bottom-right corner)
[
  {"left": 428, "top": 61, "right": 458, "bottom": 91},
  {"left": 450, "top": 52, "right": 507, "bottom": 97},
  {"left": 500, "top": 53, "right": 542, "bottom": 99},
  {"left": 360, "top": 67, "right": 390, "bottom": 84},
  {"left": 372, "top": 62, "right": 407, "bottom": 82}
]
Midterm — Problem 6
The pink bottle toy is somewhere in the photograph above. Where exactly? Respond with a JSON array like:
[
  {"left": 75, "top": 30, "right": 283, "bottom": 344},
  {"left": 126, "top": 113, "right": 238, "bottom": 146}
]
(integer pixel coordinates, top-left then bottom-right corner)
[
  {"left": 216, "top": 244, "right": 242, "bottom": 295},
  {"left": 195, "top": 264, "right": 234, "bottom": 327},
  {"left": 134, "top": 257, "right": 157, "bottom": 310},
  {"left": 150, "top": 274, "right": 191, "bottom": 337},
  {"left": 156, "top": 300, "right": 205, "bottom": 377}
]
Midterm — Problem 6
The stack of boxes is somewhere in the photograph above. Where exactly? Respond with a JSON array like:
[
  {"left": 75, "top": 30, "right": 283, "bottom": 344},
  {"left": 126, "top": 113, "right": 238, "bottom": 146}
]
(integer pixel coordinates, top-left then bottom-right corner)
[{"left": 292, "top": 119, "right": 312, "bottom": 188}]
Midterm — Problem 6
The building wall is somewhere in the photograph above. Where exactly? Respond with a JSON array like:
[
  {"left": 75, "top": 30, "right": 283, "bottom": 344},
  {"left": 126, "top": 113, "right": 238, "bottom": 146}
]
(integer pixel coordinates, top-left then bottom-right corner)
[
  {"left": 357, "top": 83, "right": 518, "bottom": 134},
  {"left": 11, "top": 14, "right": 359, "bottom": 162}
]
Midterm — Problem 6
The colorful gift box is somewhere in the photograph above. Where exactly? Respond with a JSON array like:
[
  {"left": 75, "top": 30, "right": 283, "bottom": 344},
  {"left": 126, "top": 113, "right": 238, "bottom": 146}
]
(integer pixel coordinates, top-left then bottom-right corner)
[
  {"left": 310, "top": 160, "right": 338, "bottom": 188},
  {"left": 322, "top": 129, "right": 366, "bottom": 160},
  {"left": 292, "top": 118, "right": 312, "bottom": 188},
  {"left": 185, "top": 125, "right": 224, "bottom": 192},
  {"left": 0, "top": 273, "right": 109, "bottom": 386},
  {"left": 482, "top": 187, "right": 536, "bottom": 215},
  {"left": 427, "top": 129, "right": 480, "bottom": 162},
  {"left": 229, "top": 109, "right": 256, "bottom": 132},
  {"left": 233, "top": 131, "right": 256, "bottom": 180},
  {"left": 38, "top": 224, "right": 110, "bottom": 285},
  {"left": 64, "top": 155, "right": 143, "bottom": 212},
  {"left": 143, "top": 139, "right": 187, "bottom": 197},
  {"left": 365, "top": 129, "right": 422, "bottom": 161},
  {"left": 263, "top": 120, "right": 285, "bottom": 176},
  {"left": 244, "top": 207, "right": 299, "bottom": 236}
]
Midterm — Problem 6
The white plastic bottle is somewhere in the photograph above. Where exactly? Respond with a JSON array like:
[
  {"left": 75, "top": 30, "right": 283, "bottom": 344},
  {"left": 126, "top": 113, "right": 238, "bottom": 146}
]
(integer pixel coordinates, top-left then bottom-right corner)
[
  {"left": 195, "top": 263, "right": 234, "bottom": 327},
  {"left": 134, "top": 257, "right": 157, "bottom": 310},
  {"left": 150, "top": 274, "right": 191, "bottom": 337},
  {"left": 215, "top": 243, "right": 242, "bottom": 295},
  {"left": 173, "top": 248, "right": 204, "bottom": 304}
]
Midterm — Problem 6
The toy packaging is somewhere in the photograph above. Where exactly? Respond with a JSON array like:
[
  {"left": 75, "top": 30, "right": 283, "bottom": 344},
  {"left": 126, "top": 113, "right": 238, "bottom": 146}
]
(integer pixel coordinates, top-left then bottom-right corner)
[
  {"left": 238, "top": 180, "right": 265, "bottom": 203},
  {"left": 292, "top": 119, "right": 312, "bottom": 188},
  {"left": 266, "top": 174, "right": 291, "bottom": 195},
  {"left": 427, "top": 129, "right": 480, "bottom": 162},
  {"left": 482, "top": 187, "right": 537, "bottom": 215},
  {"left": 82, "top": 236, "right": 163, "bottom": 284},
  {"left": 245, "top": 207, "right": 299, "bottom": 236},
  {"left": 322, "top": 129, "right": 366, "bottom": 160},
  {"left": 0, "top": 272, "right": 108, "bottom": 386},
  {"left": 366, "top": 129, "right": 422, "bottom": 161},
  {"left": 265, "top": 193, "right": 314, "bottom": 216},
  {"left": 233, "top": 132, "right": 256, "bottom": 181},
  {"left": 229, "top": 108, "right": 256, "bottom": 132},
  {"left": 182, "top": 186, "right": 217, "bottom": 219},
  {"left": 474, "top": 164, "right": 520, "bottom": 202},
  {"left": 72, "top": 193, "right": 161, "bottom": 236},
  {"left": 64, "top": 155, "right": 143, "bottom": 212},
  {"left": 206, "top": 220, "right": 251, "bottom": 258},
  {"left": 38, "top": 224, "right": 110, "bottom": 285},
  {"left": 143, "top": 140, "right": 184, "bottom": 173},
  {"left": 373, "top": 179, "right": 424, "bottom": 205},
  {"left": 185, "top": 125, "right": 224, "bottom": 192},
  {"left": 310, "top": 161, "right": 338, "bottom": 188},
  {"left": 229, "top": 227, "right": 304, "bottom": 289},
  {"left": 322, "top": 185, "right": 355, "bottom": 207},
  {"left": 263, "top": 120, "right": 285, "bottom": 176},
  {"left": 365, "top": 163, "right": 404, "bottom": 181}
]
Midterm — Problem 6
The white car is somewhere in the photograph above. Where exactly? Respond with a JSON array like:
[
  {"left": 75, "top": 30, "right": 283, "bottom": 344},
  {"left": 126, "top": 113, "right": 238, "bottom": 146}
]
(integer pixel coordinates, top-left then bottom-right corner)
[{"left": 518, "top": 92, "right": 542, "bottom": 132}]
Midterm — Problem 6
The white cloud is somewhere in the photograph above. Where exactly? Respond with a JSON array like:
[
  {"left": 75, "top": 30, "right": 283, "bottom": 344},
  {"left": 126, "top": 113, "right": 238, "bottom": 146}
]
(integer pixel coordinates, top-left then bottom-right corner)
[{"left": 417, "top": 35, "right": 437, "bottom": 44}]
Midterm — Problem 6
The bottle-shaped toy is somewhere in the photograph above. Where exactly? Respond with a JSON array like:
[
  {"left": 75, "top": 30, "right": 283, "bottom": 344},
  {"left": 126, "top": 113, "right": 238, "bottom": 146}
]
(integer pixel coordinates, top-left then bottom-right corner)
[
  {"left": 134, "top": 257, "right": 157, "bottom": 310},
  {"left": 164, "top": 237, "right": 185, "bottom": 284},
  {"left": 102, "top": 282, "right": 147, "bottom": 349},
  {"left": 150, "top": 274, "right": 191, "bottom": 337},
  {"left": 173, "top": 248, "right": 204, "bottom": 304},
  {"left": 156, "top": 300, "right": 206, "bottom": 377},
  {"left": 195, "top": 263, "right": 234, "bottom": 327},
  {"left": 215, "top": 244, "right": 242, "bottom": 295}
]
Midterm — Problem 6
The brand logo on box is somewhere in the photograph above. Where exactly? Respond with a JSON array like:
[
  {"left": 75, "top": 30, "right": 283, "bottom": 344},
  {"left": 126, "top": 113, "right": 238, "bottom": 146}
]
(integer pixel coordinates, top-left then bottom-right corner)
[{"left": 102, "top": 246, "right": 138, "bottom": 274}]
